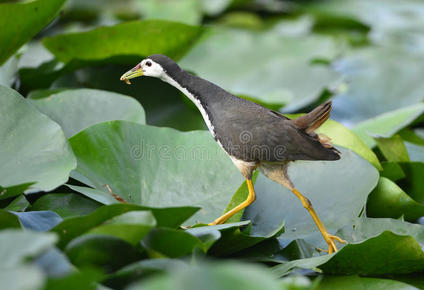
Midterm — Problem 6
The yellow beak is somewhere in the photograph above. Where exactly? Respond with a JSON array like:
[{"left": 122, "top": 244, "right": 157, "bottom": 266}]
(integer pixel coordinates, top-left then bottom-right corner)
[{"left": 120, "top": 65, "right": 143, "bottom": 85}]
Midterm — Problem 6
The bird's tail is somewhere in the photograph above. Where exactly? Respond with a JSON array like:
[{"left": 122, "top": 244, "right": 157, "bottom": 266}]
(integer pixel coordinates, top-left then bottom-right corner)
[
  {"left": 292, "top": 100, "right": 337, "bottom": 150},
  {"left": 292, "top": 100, "right": 332, "bottom": 133}
]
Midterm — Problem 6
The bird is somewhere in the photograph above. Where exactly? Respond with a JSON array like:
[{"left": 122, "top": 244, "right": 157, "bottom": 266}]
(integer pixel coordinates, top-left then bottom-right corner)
[{"left": 120, "top": 54, "right": 346, "bottom": 254}]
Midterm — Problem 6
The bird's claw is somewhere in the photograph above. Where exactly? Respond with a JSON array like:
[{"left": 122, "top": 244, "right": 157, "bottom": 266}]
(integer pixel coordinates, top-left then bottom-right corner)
[{"left": 318, "top": 233, "right": 347, "bottom": 254}]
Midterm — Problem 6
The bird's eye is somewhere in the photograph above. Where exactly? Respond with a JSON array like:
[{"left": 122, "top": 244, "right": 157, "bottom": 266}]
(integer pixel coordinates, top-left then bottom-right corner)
[{"left": 146, "top": 61, "right": 152, "bottom": 67}]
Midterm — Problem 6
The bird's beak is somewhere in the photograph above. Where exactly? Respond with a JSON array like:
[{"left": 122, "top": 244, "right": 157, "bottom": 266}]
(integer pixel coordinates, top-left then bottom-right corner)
[{"left": 120, "top": 65, "right": 143, "bottom": 85}]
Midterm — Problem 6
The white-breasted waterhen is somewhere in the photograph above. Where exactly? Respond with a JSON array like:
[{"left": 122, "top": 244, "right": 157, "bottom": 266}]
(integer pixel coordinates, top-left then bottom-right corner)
[{"left": 120, "top": 54, "right": 346, "bottom": 253}]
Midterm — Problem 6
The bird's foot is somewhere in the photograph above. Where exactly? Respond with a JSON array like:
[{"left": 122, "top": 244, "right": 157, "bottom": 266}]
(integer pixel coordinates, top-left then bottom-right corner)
[{"left": 320, "top": 233, "right": 346, "bottom": 254}]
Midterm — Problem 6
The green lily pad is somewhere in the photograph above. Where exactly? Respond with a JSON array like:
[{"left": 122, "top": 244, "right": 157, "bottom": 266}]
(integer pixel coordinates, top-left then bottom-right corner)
[
  {"left": 20, "top": 20, "right": 204, "bottom": 91},
  {"left": 18, "top": 59, "right": 66, "bottom": 93},
  {"left": 60, "top": 0, "right": 140, "bottom": 23},
  {"left": 0, "top": 229, "right": 57, "bottom": 267},
  {"left": 318, "top": 275, "right": 419, "bottom": 290},
  {"left": 245, "top": 147, "right": 379, "bottom": 249},
  {"left": 307, "top": 0, "right": 424, "bottom": 52},
  {"left": 138, "top": 0, "right": 202, "bottom": 25},
  {"left": 186, "top": 221, "right": 250, "bottom": 251},
  {"left": 340, "top": 216, "right": 424, "bottom": 244},
  {"left": 320, "top": 231, "right": 424, "bottom": 275},
  {"left": 208, "top": 220, "right": 285, "bottom": 256},
  {"left": 393, "top": 277, "right": 424, "bottom": 290},
  {"left": 66, "top": 184, "right": 120, "bottom": 205},
  {"left": 367, "top": 177, "right": 424, "bottom": 222},
  {"left": 0, "top": 265, "right": 45, "bottom": 290},
  {"left": 397, "top": 162, "right": 424, "bottom": 204},
  {"left": 271, "top": 254, "right": 331, "bottom": 278},
  {"left": 332, "top": 47, "right": 424, "bottom": 126},
  {"left": 18, "top": 41, "right": 55, "bottom": 71},
  {"left": 12, "top": 211, "right": 63, "bottom": 231},
  {"left": 142, "top": 228, "right": 204, "bottom": 258},
  {"left": 200, "top": 0, "right": 233, "bottom": 16},
  {"left": 0, "top": 183, "right": 33, "bottom": 200},
  {"left": 65, "top": 234, "right": 143, "bottom": 273},
  {"left": 353, "top": 103, "right": 424, "bottom": 148},
  {"left": 68, "top": 121, "right": 244, "bottom": 224},
  {"left": 105, "top": 259, "right": 188, "bottom": 289},
  {"left": 31, "top": 193, "right": 101, "bottom": 218},
  {"left": 380, "top": 162, "right": 406, "bottom": 181},
  {"left": 375, "top": 135, "right": 410, "bottom": 162},
  {"left": 0, "top": 56, "right": 17, "bottom": 86},
  {"left": 29, "top": 89, "right": 145, "bottom": 137},
  {"left": 43, "top": 20, "right": 204, "bottom": 64},
  {"left": 180, "top": 27, "right": 341, "bottom": 112},
  {"left": 0, "top": 85, "right": 76, "bottom": 191},
  {"left": 89, "top": 223, "right": 153, "bottom": 246},
  {"left": 44, "top": 269, "right": 103, "bottom": 290},
  {"left": 89, "top": 211, "right": 156, "bottom": 245},
  {"left": 127, "top": 261, "right": 285, "bottom": 290},
  {"left": 406, "top": 142, "right": 424, "bottom": 162},
  {"left": 398, "top": 128, "right": 424, "bottom": 146},
  {"left": 27, "top": 88, "right": 67, "bottom": 100},
  {"left": 0, "top": 0, "right": 65, "bottom": 65},
  {"left": 4, "top": 195, "right": 30, "bottom": 212},
  {"left": 216, "top": 12, "right": 264, "bottom": 30},
  {"left": 272, "top": 219, "right": 424, "bottom": 277},
  {"left": 51, "top": 203, "right": 198, "bottom": 249},
  {"left": 0, "top": 210, "right": 21, "bottom": 230},
  {"left": 308, "top": 217, "right": 424, "bottom": 276}
]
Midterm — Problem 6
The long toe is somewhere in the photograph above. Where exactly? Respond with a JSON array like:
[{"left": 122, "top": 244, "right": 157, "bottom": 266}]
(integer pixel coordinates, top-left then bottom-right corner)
[
  {"left": 326, "top": 234, "right": 347, "bottom": 254},
  {"left": 328, "top": 234, "right": 347, "bottom": 244}
]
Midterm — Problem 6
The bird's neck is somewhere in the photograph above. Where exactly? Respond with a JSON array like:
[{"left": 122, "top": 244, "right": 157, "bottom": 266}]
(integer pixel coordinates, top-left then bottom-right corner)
[
  {"left": 159, "top": 70, "right": 203, "bottom": 105},
  {"left": 159, "top": 70, "right": 219, "bottom": 135}
]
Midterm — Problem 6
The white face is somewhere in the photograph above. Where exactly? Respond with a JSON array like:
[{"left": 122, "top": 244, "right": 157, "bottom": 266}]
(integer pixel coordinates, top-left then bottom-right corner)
[{"left": 140, "top": 59, "right": 165, "bottom": 78}]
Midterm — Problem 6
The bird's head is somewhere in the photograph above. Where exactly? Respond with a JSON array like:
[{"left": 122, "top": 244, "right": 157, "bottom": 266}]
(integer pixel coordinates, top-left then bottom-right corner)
[{"left": 120, "top": 54, "right": 178, "bottom": 84}]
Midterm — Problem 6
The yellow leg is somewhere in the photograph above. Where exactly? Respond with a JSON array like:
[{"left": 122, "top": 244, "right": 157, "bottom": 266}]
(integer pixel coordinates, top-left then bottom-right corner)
[
  {"left": 292, "top": 188, "right": 346, "bottom": 254},
  {"left": 209, "top": 179, "right": 255, "bottom": 225}
]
